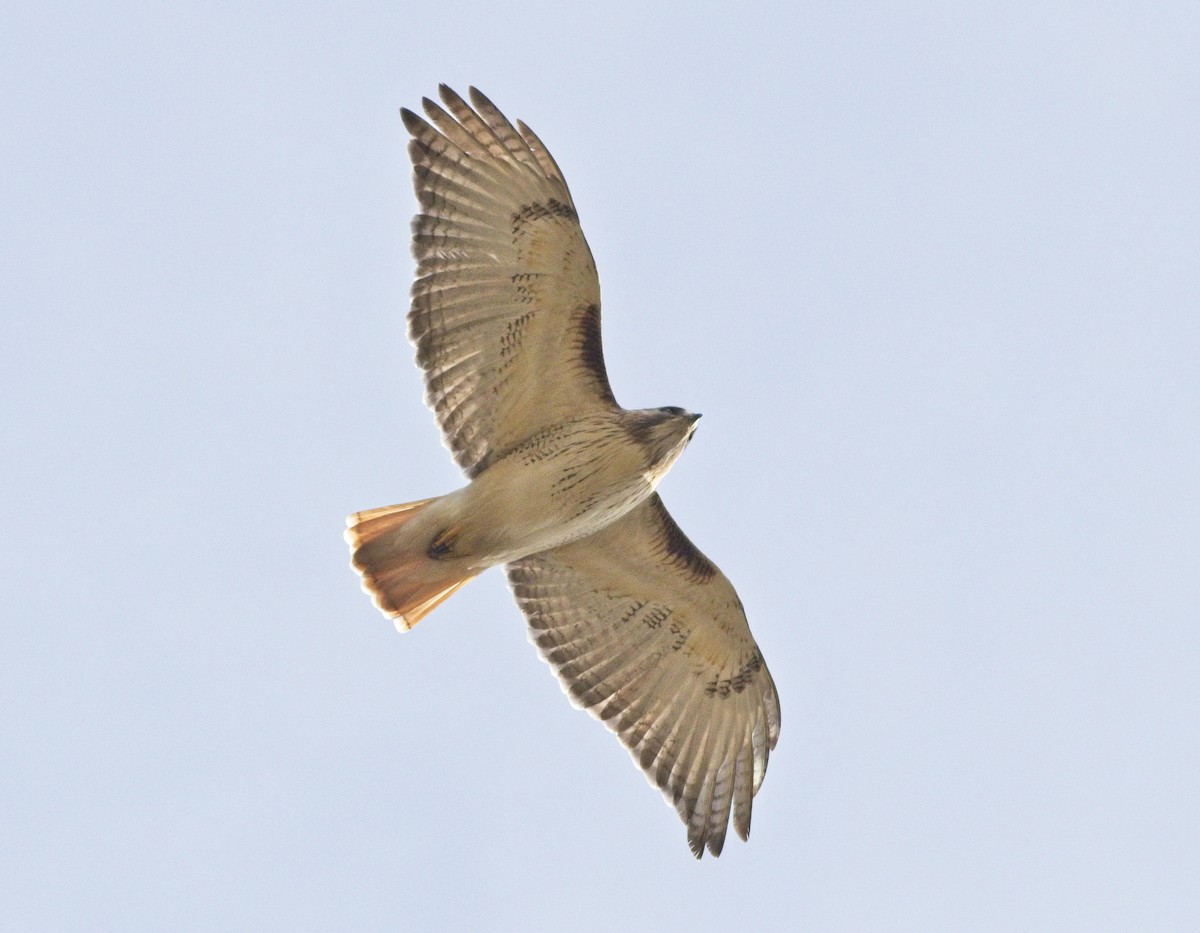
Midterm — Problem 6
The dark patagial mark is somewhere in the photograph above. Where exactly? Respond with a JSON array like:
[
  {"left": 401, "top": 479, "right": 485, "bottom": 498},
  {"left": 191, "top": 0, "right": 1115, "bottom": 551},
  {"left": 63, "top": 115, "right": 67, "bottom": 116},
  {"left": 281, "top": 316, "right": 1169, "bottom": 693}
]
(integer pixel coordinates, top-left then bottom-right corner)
[
  {"left": 649, "top": 495, "right": 716, "bottom": 583},
  {"left": 572, "top": 303, "right": 617, "bottom": 404}
]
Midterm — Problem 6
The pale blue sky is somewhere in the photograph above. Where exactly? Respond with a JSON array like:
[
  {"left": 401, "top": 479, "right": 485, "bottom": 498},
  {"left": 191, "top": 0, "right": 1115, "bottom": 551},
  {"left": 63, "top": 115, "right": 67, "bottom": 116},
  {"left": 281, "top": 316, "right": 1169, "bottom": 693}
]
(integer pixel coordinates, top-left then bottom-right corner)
[{"left": 3, "top": 2, "right": 1198, "bottom": 930}]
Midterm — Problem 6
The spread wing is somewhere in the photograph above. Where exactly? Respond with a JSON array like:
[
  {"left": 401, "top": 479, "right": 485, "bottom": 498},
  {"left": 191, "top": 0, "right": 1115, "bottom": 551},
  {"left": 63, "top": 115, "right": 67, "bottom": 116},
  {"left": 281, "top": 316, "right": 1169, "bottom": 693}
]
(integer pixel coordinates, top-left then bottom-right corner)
[
  {"left": 506, "top": 494, "right": 780, "bottom": 858},
  {"left": 403, "top": 86, "right": 618, "bottom": 478}
]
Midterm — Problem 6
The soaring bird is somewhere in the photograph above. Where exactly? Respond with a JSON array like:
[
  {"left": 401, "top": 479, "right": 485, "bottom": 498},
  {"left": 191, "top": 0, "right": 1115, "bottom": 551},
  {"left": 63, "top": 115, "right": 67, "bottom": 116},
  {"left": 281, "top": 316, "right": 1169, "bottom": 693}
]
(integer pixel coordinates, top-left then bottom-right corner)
[{"left": 346, "top": 86, "right": 779, "bottom": 857}]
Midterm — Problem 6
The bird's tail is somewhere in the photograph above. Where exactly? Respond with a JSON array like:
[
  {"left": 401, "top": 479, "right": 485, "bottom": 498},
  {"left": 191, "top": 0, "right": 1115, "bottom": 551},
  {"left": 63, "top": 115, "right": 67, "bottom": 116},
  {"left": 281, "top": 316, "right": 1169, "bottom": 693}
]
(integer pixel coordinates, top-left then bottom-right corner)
[{"left": 345, "top": 498, "right": 479, "bottom": 631}]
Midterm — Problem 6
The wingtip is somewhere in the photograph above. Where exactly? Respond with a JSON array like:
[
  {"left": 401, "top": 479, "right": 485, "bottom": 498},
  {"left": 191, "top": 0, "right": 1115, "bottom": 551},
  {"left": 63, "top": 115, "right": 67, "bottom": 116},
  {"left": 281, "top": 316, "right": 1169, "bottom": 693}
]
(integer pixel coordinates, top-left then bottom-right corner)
[
  {"left": 400, "top": 106, "right": 426, "bottom": 135},
  {"left": 437, "top": 83, "right": 467, "bottom": 111},
  {"left": 467, "top": 85, "right": 496, "bottom": 112},
  {"left": 734, "top": 808, "right": 751, "bottom": 842}
]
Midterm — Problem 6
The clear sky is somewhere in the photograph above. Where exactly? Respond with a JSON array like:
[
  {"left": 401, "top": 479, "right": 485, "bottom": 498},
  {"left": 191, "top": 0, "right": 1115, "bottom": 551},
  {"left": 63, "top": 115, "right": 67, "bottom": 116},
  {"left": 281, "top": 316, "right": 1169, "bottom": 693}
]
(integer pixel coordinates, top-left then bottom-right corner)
[{"left": 3, "top": 2, "right": 1198, "bottom": 930}]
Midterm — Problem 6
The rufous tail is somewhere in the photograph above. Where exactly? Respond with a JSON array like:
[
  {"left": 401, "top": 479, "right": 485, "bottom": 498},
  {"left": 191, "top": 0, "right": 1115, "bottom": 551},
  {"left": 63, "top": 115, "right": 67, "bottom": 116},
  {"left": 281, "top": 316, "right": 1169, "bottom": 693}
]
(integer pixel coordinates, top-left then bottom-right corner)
[{"left": 345, "top": 498, "right": 477, "bottom": 631}]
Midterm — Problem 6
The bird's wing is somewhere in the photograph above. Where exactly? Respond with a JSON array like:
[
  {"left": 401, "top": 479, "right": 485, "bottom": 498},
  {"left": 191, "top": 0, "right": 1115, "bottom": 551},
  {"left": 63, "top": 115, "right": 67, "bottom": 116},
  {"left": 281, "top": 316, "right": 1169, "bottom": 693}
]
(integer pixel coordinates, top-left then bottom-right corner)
[
  {"left": 403, "top": 86, "right": 617, "bottom": 478},
  {"left": 506, "top": 494, "right": 780, "bottom": 858}
]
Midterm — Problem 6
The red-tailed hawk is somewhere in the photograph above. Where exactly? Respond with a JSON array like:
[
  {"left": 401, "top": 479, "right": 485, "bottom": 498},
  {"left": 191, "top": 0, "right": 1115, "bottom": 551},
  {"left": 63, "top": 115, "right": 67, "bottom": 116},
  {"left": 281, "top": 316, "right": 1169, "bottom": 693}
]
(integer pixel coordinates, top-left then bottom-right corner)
[{"left": 347, "top": 86, "right": 780, "bottom": 857}]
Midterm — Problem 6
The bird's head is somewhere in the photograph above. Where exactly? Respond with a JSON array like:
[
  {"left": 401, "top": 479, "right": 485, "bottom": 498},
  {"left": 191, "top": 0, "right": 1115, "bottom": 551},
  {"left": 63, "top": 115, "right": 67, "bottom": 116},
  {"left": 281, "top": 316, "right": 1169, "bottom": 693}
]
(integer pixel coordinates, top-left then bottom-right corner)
[{"left": 625, "top": 406, "right": 701, "bottom": 484}]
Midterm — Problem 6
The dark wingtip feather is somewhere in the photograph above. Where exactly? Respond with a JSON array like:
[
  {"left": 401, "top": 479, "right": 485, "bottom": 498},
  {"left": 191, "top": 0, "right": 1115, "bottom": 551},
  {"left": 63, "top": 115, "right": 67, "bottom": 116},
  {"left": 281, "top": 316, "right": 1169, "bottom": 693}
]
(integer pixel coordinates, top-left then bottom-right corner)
[
  {"left": 467, "top": 85, "right": 498, "bottom": 113},
  {"left": 437, "top": 83, "right": 469, "bottom": 112},
  {"left": 399, "top": 107, "right": 425, "bottom": 135},
  {"left": 421, "top": 95, "right": 446, "bottom": 122}
]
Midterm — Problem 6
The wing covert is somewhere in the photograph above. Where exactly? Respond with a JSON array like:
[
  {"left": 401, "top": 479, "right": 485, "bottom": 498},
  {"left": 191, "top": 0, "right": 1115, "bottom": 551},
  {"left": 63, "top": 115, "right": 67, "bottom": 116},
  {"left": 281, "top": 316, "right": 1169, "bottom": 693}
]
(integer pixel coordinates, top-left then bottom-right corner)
[{"left": 506, "top": 494, "right": 780, "bottom": 857}]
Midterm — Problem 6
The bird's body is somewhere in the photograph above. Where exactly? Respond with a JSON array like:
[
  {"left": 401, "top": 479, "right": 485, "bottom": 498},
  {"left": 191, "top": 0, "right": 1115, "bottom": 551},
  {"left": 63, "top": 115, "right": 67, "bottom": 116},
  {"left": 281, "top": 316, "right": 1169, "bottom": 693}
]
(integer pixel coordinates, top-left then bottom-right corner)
[
  {"left": 347, "top": 86, "right": 779, "bottom": 857},
  {"left": 350, "top": 408, "right": 696, "bottom": 610}
]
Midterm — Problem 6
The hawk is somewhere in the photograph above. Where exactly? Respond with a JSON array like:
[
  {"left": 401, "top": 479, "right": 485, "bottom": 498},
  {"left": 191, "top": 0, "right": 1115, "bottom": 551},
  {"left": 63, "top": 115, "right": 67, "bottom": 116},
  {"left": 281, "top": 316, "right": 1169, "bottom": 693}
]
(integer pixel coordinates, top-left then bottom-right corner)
[{"left": 346, "top": 86, "right": 780, "bottom": 857}]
